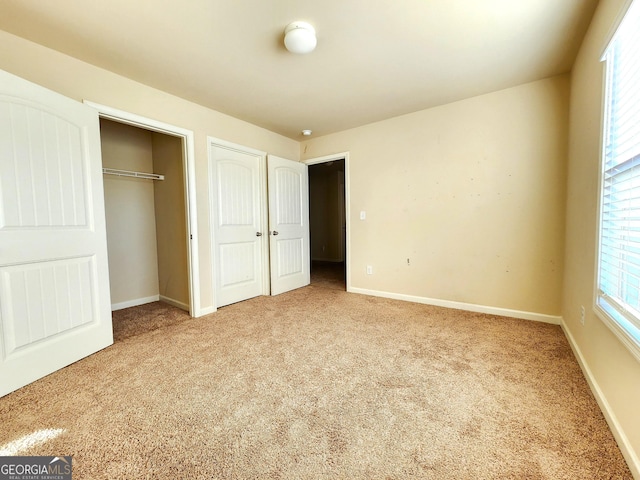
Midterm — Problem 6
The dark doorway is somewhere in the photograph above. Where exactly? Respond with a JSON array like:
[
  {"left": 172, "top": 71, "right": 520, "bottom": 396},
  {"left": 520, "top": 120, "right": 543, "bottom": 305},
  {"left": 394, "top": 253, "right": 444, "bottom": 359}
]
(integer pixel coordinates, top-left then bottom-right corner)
[{"left": 308, "top": 159, "right": 346, "bottom": 290}]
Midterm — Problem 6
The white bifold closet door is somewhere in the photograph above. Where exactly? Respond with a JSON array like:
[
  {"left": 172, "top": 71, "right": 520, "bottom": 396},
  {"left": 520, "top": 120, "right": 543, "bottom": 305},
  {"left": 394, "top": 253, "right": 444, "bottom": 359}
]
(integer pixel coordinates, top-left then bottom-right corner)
[
  {"left": 210, "top": 144, "right": 310, "bottom": 307},
  {"left": 0, "top": 69, "right": 113, "bottom": 397}
]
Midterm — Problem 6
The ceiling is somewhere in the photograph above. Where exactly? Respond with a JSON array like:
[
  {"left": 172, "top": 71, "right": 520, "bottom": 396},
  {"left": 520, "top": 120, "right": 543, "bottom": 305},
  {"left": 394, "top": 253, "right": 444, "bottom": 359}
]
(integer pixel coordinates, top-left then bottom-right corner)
[{"left": 0, "top": 0, "right": 599, "bottom": 140}]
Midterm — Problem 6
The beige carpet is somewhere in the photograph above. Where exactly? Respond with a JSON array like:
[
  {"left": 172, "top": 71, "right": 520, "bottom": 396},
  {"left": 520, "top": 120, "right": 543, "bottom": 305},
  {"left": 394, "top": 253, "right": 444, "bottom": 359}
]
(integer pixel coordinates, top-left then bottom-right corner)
[{"left": 0, "top": 283, "right": 632, "bottom": 479}]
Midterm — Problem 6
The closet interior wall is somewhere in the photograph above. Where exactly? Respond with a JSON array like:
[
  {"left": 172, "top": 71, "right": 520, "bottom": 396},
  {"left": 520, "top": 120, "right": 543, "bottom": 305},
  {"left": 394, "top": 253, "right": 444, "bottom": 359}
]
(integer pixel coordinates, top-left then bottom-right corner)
[{"left": 100, "top": 119, "right": 190, "bottom": 312}]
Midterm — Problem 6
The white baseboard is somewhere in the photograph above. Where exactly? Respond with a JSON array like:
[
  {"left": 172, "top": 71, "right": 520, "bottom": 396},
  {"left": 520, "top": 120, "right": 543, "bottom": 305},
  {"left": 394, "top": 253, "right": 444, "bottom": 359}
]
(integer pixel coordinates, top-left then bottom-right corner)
[
  {"left": 561, "top": 320, "right": 640, "bottom": 479},
  {"left": 347, "top": 287, "right": 562, "bottom": 325},
  {"left": 159, "top": 295, "right": 189, "bottom": 312},
  {"left": 112, "top": 295, "right": 211, "bottom": 316},
  {"left": 111, "top": 295, "right": 160, "bottom": 311}
]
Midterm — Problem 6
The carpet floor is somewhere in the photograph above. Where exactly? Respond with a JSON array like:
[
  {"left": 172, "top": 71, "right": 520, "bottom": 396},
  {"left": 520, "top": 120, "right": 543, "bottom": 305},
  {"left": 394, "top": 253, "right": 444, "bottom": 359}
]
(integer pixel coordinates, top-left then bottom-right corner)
[{"left": 0, "top": 281, "right": 632, "bottom": 479}]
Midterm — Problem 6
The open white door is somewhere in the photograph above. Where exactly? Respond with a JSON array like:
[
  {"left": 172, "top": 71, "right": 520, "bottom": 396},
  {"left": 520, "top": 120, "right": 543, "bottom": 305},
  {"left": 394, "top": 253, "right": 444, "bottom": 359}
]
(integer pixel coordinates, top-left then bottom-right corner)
[
  {"left": 0, "top": 70, "right": 113, "bottom": 397},
  {"left": 210, "top": 141, "right": 266, "bottom": 307},
  {"left": 267, "top": 155, "right": 310, "bottom": 295}
]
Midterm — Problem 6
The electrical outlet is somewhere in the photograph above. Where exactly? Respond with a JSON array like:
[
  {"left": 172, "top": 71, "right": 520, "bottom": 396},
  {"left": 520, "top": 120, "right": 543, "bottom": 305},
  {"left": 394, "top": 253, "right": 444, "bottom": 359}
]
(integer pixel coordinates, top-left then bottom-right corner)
[
  {"left": 580, "top": 305, "right": 585, "bottom": 326},
  {"left": 366, "top": 265, "right": 373, "bottom": 275}
]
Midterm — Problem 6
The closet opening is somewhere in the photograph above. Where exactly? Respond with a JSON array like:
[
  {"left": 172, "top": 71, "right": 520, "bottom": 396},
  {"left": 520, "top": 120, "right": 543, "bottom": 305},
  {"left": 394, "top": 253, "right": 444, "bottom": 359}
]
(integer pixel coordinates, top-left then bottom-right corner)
[
  {"left": 99, "top": 116, "right": 194, "bottom": 332},
  {"left": 308, "top": 158, "right": 346, "bottom": 291}
]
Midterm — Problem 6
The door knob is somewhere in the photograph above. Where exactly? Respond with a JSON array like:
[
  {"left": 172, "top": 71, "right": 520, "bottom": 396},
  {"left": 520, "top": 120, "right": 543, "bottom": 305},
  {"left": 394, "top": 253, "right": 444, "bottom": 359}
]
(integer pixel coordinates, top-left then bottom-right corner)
[
  {"left": 256, "top": 232, "right": 262, "bottom": 237},
  {"left": 272, "top": 231, "right": 279, "bottom": 236}
]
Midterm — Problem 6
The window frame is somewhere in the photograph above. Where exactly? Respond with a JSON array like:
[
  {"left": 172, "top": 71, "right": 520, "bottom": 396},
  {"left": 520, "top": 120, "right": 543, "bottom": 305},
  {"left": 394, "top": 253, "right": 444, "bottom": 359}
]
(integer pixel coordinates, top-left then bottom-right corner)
[{"left": 594, "top": 0, "right": 640, "bottom": 363}]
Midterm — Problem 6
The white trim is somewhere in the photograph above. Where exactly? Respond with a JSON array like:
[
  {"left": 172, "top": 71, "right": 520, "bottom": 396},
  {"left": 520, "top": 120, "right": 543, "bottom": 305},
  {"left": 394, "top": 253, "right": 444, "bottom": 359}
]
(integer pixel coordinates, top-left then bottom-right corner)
[
  {"left": 259, "top": 149, "right": 270, "bottom": 295},
  {"left": 198, "top": 306, "right": 216, "bottom": 316},
  {"left": 207, "top": 136, "right": 269, "bottom": 308},
  {"left": 561, "top": 320, "right": 640, "bottom": 479},
  {"left": 593, "top": 46, "right": 609, "bottom": 336},
  {"left": 111, "top": 295, "right": 160, "bottom": 311},
  {"left": 206, "top": 136, "right": 267, "bottom": 157},
  {"left": 349, "top": 287, "right": 562, "bottom": 324},
  {"left": 304, "top": 152, "right": 349, "bottom": 166},
  {"left": 159, "top": 295, "right": 190, "bottom": 312},
  {"left": 304, "top": 152, "right": 351, "bottom": 292},
  {"left": 83, "top": 101, "right": 202, "bottom": 318}
]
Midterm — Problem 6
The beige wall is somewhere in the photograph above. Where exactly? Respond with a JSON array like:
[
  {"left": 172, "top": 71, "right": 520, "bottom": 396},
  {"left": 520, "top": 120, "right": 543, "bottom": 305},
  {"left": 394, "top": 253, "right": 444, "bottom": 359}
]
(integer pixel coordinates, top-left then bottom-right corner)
[
  {"left": 152, "top": 133, "right": 190, "bottom": 309},
  {"left": 101, "top": 120, "right": 159, "bottom": 306},
  {"left": 0, "top": 29, "right": 299, "bottom": 314},
  {"left": 563, "top": 0, "right": 640, "bottom": 474},
  {"left": 0, "top": 28, "right": 566, "bottom": 318},
  {"left": 302, "top": 76, "right": 569, "bottom": 316}
]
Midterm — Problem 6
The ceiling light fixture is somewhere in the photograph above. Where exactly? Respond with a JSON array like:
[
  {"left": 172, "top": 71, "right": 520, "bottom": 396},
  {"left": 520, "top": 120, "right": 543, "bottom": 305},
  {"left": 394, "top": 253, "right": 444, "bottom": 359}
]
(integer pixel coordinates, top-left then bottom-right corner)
[
  {"left": 302, "top": 129, "right": 312, "bottom": 136},
  {"left": 284, "top": 21, "right": 317, "bottom": 54}
]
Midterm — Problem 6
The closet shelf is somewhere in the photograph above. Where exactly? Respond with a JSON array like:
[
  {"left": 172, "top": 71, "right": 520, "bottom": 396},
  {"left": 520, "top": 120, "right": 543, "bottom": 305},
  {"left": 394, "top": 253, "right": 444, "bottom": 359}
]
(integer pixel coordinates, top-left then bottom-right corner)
[{"left": 102, "top": 168, "right": 164, "bottom": 181}]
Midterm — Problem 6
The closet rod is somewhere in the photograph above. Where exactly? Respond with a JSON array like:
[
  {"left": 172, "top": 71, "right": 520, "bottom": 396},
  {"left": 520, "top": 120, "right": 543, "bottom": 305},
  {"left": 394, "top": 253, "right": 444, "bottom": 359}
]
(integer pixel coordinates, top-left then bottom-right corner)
[{"left": 102, "top": 168, "right": 164, "bottom": 181}]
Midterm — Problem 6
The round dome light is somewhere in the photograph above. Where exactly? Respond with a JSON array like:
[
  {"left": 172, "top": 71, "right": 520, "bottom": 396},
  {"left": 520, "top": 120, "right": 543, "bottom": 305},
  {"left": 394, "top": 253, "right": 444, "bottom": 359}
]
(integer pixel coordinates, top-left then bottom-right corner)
[{"left": 284, "top": 21, "right": 317, "bottom": 54}]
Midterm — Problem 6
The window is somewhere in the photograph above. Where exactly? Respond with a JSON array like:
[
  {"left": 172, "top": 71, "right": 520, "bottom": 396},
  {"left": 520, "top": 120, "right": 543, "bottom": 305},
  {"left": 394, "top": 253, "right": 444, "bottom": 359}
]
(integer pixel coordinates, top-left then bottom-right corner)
[{"left": 596, "top": 0, "right": 640, "bottom": 360}]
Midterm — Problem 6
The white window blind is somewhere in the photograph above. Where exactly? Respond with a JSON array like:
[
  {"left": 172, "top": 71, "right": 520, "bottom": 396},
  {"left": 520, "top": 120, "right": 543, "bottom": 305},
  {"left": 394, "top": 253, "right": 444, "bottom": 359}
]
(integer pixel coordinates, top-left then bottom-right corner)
[{"left": 597, "top": 0, "right": 640, "bottom": 356}]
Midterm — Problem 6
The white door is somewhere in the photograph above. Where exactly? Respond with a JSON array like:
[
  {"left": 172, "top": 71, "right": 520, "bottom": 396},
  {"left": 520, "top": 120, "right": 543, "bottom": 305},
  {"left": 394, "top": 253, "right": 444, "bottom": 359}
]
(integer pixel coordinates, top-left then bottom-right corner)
[
  {"left": 268, "top": 155, "right": 310, "bottom": 295},
  {"left": 210, "top": 142, "right": 266, "bottom": 307},
  {"left": 0, "top": 69, "right": 113, "bottom": 397}
]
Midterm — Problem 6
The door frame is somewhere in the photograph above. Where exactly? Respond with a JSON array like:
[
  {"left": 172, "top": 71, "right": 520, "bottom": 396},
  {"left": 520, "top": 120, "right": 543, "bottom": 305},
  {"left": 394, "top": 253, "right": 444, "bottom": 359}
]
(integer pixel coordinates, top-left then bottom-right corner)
[
  {"left": 84, "top": 101, "right": 202, "bottom": 317},
  {"left": 207, "top": 136, "right": 270, "bottom": 309},
  {"left": 304, "top": 152, "right": 351, "bottom": 292}
]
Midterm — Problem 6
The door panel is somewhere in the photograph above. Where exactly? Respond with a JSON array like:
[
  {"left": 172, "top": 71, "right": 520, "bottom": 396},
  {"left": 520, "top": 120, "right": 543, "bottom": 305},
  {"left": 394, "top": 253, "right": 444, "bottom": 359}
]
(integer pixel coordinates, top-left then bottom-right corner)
[
  {"left": 0, "top": 103, "right": 88, "bottom": 228},
  {"left": 0, "top": 69, "right": 112, "bottom": 397},
  {"left": 1, "top": 257, "right": 96, "bottom": 352},
  {"left": 220, "top": 242, "right": 257, "bottom": 286},
  {"left": 268, "top": 155, "right": 310, "bottom": 295},
  {"left": 275, "top": 238, "right": 303, "bottom": 277},
  {"left": 211, "top": 144, "right": 265, "bottom": 307}
]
